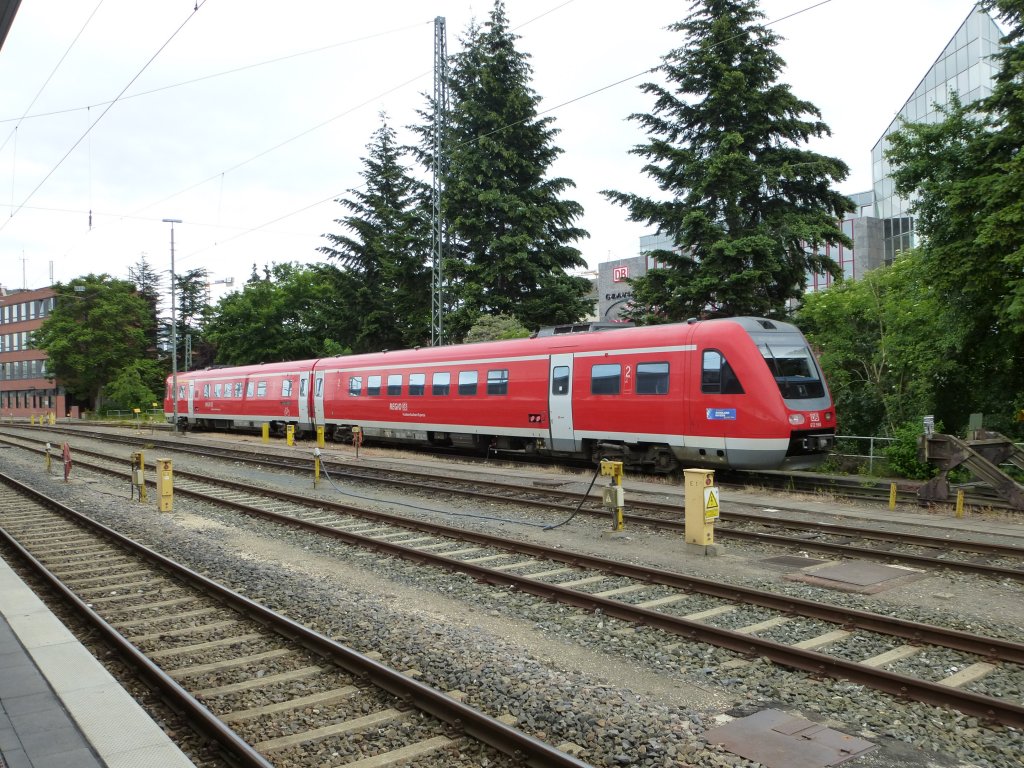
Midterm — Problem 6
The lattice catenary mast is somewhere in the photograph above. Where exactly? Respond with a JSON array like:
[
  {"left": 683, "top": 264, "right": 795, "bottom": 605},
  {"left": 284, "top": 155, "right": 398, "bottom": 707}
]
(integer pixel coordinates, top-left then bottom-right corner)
[{"left": 430, "top": 16, "right": 448, "bottom": 346}]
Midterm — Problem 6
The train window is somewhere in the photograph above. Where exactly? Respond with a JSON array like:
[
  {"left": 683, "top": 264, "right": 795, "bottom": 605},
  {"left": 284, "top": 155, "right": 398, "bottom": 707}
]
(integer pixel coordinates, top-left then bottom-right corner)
[
  {"left": 300, "top": 379, "right": 308, "bottom": 397},
  {"left": 409, "top": 373, "right": 425, "bottom": 395},
  {"left": 432, "top": 372, "right": 450, "bottom": 395},
  {"left": 367, "top": 375, "right": 381, "bottom": 396},
  {"left": 760, "top": 344, "right": 825, "bottom": 399},
  {"left": 349, "top": 376, "right": 363, "bottom": 396},
  {"left": 234, "top": 382, "right": 242, "bottom": 397},
  {"left": 246, "top": 382, "right": 254, "bottom": 397},
  {"left": 315, "top": 378, "right": 323, "bottom": 397},
  {"left": 458, "top": 370, "right": 478, "bottom": 395},
  {"left": 224, "top": 384, "right": 232, "bottom": 398},
  {"left": 387, "top": 374, "right": 402, "bottom": 396},
  {"left": 701, "top": 350, "right": 744, "bottom": 394},
  {"left": 591, "top": 364, "right": 621, "bottom": 395},
  {"left": 214, "top": 383, "right": 222, "bottom": 397},
  {"left": 636, "top": 362, "right": 669, "bottom": 395},
  {"left": 487, "top": 369, "right": 509, "bottom": 395},
  {"left": 257, "top": 381, "right": 267, "bottom": 397},
  {"left": 552, "top": 366, "right": 569, "bottom": 395},
  {"left": 179, "top": 384, "right": 186, "bottom": 398},
  {"left": 282, "top": 379, "right": 293, "bottom": 397},
  {"left": 203, "top": 384, "right": 210, "bottom": 398}
]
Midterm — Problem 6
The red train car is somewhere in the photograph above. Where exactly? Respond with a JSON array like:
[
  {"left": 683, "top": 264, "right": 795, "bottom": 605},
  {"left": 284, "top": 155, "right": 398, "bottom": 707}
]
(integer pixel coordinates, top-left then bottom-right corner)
[{"left": 165, "top": 317, "right": 835, "bottom": 471}]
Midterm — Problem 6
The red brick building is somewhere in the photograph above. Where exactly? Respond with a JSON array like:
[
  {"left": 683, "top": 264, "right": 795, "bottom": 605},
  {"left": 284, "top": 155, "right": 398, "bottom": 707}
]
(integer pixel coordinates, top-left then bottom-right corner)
[{"left": 0, "top": 286, "right": 70, "bottom": 418}]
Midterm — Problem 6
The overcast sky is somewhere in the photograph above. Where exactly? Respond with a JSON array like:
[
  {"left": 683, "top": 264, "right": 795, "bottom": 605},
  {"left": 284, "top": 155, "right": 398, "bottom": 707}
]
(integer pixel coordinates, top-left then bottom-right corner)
[{"left": 0, "top": 0, "right": 991, "bottom": 300}]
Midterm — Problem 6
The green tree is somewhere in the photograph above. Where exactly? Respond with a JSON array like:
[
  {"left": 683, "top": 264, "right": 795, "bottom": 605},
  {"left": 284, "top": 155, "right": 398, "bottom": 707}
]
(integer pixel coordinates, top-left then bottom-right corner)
[
  {"left": 205, "top": 263, "right": 349, "bottom": 365},
  {"left": 34, "top": 275, "right": 154, "bottom": 410},
  {"left": 422, "top": 0, "right": 592, "bottom": 338},
  {"left": 604, "top": 0, "right": 854, "bottom": 321},
  {"left": 797, "top": 251, "right": 964, "bottom": 437},
  {"left": 884, "top": 0, "right": 1024, "bottom": 435},
  {"left": 319, "top": 115, "right": 432, "bottom": 353},
  {"left": 102, "top": 358, "right": 163, "bottom": 413},
  {"left": 463, "top": 313, "right": 531, "bottom": 343},
  {"left": 174, "top": 268, "right": 215, "bottom": 370}
]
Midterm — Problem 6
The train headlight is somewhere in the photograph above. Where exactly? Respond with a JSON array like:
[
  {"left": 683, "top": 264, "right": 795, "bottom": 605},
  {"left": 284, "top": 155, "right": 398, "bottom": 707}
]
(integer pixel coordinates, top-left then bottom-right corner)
[
  {"left": 788, "top": 414, "right": 806, "bottom": 426},
  {"left": 825, "top": 412, "right": 833, "bottom": 422}
]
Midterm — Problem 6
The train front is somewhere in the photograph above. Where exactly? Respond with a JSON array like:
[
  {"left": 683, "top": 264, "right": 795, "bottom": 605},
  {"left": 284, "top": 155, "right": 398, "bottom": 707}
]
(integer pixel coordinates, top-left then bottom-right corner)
[{"left": 747, "top": 320, "right": 836, "bottom": 469}]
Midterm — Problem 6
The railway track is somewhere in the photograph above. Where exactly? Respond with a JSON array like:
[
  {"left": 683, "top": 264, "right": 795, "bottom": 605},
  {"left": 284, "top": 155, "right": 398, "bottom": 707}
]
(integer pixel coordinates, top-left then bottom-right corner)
[
  {"left": 6, "top": 434, "right": 1024, "bottom": 728},
  {"left": 4, "top": 427, "right": 1023, "bottom": 582},
  {"left": 0, "top": 471, "right": 590, "bottom": 768}
]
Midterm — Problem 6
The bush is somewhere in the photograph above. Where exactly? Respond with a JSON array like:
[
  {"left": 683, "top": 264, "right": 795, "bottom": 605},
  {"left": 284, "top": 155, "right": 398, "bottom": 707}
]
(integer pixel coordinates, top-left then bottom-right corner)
[{"left": 885, "top": 420, "right": 937, "bottom": 480}]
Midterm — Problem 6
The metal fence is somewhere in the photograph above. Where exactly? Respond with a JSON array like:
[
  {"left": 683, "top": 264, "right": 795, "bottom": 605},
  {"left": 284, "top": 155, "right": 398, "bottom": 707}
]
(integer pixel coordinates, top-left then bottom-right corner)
[{"left": 831, "top": 435, "right": 895, "bottom": 476}]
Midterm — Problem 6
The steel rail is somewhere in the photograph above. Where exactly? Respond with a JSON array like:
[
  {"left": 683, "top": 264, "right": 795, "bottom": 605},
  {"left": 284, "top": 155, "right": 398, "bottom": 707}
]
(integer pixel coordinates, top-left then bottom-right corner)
[{"left": 0, "top": 471, "right": 594, "bottom": 768}]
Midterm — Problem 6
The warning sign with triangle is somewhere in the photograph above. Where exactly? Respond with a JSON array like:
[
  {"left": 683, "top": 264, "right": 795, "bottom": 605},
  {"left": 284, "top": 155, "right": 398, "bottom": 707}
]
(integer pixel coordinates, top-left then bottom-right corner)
[{"left": 703, "top": 486, "right": 720, "bottom": 520}]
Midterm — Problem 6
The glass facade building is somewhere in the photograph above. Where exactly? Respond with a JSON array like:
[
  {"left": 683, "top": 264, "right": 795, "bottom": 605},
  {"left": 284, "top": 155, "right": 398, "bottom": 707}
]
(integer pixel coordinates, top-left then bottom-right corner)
[{"left": 871, "top": 4, "right": 1002, "bottom": 262}]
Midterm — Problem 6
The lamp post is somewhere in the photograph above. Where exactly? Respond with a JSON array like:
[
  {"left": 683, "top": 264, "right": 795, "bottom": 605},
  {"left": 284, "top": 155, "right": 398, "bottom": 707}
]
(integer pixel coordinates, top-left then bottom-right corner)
[{"left": 162, "top": 218, "right": 182, "bottom": 433}]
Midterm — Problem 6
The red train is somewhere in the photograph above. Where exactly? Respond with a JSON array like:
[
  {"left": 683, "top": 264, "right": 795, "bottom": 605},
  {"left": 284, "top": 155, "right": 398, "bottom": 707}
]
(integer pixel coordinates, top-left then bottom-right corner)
[{"left": 164, "top": 317, "right": 836, "bottom": 472}]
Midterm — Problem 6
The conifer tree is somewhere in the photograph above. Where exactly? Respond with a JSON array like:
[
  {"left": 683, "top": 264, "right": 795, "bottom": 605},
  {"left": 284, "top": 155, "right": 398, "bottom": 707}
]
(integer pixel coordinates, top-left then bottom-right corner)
[
  {"left": 604, "top": 0, "right": 854, "bottom": 321},
  {"left": 425, "top": 0, "right": 592, "bottom": 338},
  {"left": 320, "top": 114, "right": 431, "bottom": 352}
]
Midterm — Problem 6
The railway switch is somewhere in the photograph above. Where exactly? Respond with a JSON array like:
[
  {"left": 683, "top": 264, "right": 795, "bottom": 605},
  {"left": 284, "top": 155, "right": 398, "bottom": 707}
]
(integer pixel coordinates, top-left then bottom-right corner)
[
  {"left": 600, "top": 460, "right": 625, "bottom": 533},
  {"left": 684, "top": 468, "right": 720, "bottom": 555},
  {"left": 156, "top": 458, "right": 174, "bottom": 512},
  {"left": 130, "top": 451, "right": 147, "bottom": 503}
]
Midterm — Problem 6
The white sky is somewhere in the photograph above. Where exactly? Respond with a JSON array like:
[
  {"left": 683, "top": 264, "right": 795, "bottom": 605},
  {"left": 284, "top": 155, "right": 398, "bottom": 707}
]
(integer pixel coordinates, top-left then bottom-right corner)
[{"left": 0, "top": 0, "right": 989, "bottom": 301}]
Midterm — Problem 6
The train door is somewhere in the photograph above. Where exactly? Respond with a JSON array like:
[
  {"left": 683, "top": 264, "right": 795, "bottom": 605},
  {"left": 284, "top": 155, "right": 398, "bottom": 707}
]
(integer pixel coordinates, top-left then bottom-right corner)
[
  {"left": 548, "top": 353, "right": 578, "bottom": 451},
  {"left": 297, "top": 372, "right": 310, "bottom": 429},
  {"left": 312, "top": 370, "right": 325, "bottom": 427},
  {"left": 187, "top": 382, "right": 195, "bottom": 418}
]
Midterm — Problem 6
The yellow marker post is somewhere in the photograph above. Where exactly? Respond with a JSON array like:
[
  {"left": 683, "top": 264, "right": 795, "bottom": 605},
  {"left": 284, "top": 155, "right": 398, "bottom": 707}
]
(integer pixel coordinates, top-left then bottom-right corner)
[
  {"left": 156, "top": 458, "right": 173, "bottom": 512},
  {"left": 316, "top": 426, "right": 325, "bottom": 449},
  {"left": 684, "top": 469, "right": 720, "bottom": 555},
  {"left": 889, "top": 483, "right": 897, "bottom": 511},
  {"left": 262, "top": 423, "right": 270, "bottom": 443},
  {"left": 286, "top": 425, "right": 295, "bottom": 447},
  {"left": 48, "top": 411, "right": 55, "bottom": 426},
  {"left": 956, "top": 489, "right": 965, "bottom": 518},
  {"left": 313, "top": 448, "right": 321, "bottom": 488},
  {"left": 600, "top": 460, "right": 625, "bottom": 533}
]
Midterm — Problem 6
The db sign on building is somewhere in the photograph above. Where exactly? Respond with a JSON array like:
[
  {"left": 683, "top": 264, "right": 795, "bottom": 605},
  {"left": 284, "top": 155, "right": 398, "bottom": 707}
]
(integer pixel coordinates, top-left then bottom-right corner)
[{"left": 613, "top": 266, "right": 629, "bottom": 282}]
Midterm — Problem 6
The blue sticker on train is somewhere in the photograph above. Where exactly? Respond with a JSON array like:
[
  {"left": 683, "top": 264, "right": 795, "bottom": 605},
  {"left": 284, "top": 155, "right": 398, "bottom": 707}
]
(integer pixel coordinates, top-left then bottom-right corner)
[{"left": 705, "top": 408, "right": 737, "bottom": 420}]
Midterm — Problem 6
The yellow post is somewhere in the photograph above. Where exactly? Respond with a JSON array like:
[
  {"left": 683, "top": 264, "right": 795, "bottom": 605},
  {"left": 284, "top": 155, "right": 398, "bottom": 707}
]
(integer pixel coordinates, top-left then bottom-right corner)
[
  {"left": 262, "top": 423, "right": 270, "bottom": 443},
  {"left": 30, "top": 414, "right": 35, "bottom": 426},
  {"left": 156, "top": 458, "right": 173, "bottom": 512},
  {"left": 313, "top": 448, "right": 321, "bottom": 488},
  {"left": 956, "top": 489, "right": 965, "bottom": 518},
  {"left": 599, "top": 460, "right": 625, "bottom": 533},
  {"left": 889, "top": 482, "right": 897, "bottom": 510},
  {"left": 316, "top": 425, "right": 325, "bottom": 449},
  {"left": 48, "top": 411, "right": 55, "bottom": 426},
  {"left": 286, "top": 424, "right": 295, "bottom": 446},
  {"left": 684, "top": 468, "right": 720, "bottom": 554}
]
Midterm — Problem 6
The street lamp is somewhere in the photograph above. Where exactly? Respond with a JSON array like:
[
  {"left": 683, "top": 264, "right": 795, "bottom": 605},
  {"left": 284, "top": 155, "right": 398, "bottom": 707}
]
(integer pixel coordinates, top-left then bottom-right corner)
[{"left": 162, "top": 218, "right": 182, "bottom": 433}]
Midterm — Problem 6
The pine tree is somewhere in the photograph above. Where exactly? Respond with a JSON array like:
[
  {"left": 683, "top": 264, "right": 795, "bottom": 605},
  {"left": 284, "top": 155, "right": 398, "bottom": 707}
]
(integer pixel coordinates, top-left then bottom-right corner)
[
  {"left": 319, "top": 114, "right": 432, "bottom": 353},
  {"left": 604, "top": 0, "right": 854, "bottom": 321},
  {"left": 428, "top": 0, "right": 591, "bottom": 337}
]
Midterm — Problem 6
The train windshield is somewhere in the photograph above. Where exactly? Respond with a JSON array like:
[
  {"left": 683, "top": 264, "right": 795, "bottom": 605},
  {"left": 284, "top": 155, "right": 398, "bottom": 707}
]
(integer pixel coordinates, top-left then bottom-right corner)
[{"left": 759, "top": 344, "right": 825, "bottom": 400}]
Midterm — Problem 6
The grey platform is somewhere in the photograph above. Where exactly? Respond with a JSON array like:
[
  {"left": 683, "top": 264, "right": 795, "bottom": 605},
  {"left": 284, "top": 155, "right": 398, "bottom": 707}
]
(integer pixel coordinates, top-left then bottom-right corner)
[{"left": 0, "top": 555, "right": 197, "bottom": 768}]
